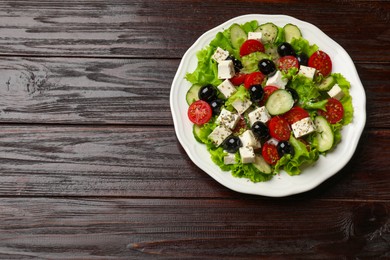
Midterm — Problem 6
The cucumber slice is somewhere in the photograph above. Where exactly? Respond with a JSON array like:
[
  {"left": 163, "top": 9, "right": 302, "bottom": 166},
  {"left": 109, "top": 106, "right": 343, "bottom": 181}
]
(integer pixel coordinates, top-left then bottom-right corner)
[
  {"left": 186, "top": 84, "right": 202, "bottom": 105},
  {"left": 265, "top": 89, "right": 294, "bottom": 115},
  {"left": 317, "top": 75, "right": 336, "bottom": 91},
  {"left": 255, "top": 22, "right": 279, "bottom": 44},
  {"left": 283, "top": 23, "right": 302, "bottom": 43},
  {"left": 193, "top": 124, "right": 204, "bottom": 143},
  {"left": 253, "top": 155, "right": 272, "bottom": 174},
  {"left": 314, "top": 116, "right": 334, "bottom": 152},
  {"left": 230, "top": 24, "right": 247, "bottom": 49}
]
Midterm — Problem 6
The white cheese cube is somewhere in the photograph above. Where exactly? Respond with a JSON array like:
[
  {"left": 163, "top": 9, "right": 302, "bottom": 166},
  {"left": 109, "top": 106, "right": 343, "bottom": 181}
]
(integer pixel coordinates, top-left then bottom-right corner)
[
  {"left": 216, "top": 108, "right": 240, "bottom": 130},
  {"left": 208, "top": 125, "right": 232, "bottom": 147},
  {"left": 248, "top": 32, "right": 263, "bottom": 42},
  {"left": 217, "top": 79, "right": 236, "bottom": 99},
  {"left": 212, "top": 47, "right": 230, "bottom": 63},
  {"left": 298, "top": 65, "right": 317, "bottom": 80},
  {"left": 239, "top": 146, "right": 255, "bottom": 164},
  {"left": 265, "top": 70, "right": 288, "bottom": 89},
  {"left": 327, "top": 84, "right": 344, "bottom": 100},
  {"left": 291, "top": 117, "right": 316, "bottom": 138},
  {"left": 239, "top": 130, "right": 261, "bottom": 149},
  {"left": 224, "top": 152, "right": 236, "bottom": 165},
  {"left": 248, "top": 106, "right": 271, "bottom": 126},
  {"left": 218, "top": 60, "right": 235, "bottom": 79},
  {"left": 232, "top": 98, "right": 252, "bottom": 115}
]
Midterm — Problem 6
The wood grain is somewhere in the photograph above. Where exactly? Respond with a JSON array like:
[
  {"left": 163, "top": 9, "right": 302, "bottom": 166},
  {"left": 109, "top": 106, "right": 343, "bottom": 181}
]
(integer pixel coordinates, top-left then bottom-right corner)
[
  {"left": 0, "top": 125, "right": 388, "bottom": 199},
  {"left": 0, "top": 0, "right": 388, "bottom": 61},
  {"left": 0, "top": 198, "right": 388, "bottom": 259},
  {"left": 0, "top": 57, "right": 388, "bottom": 127}
]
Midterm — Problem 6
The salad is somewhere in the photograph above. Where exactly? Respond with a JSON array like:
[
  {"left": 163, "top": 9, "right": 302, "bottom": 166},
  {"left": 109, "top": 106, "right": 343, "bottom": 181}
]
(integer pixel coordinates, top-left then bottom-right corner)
[{"left": 184, "top": 20, "right": 354, "bottom": 183}]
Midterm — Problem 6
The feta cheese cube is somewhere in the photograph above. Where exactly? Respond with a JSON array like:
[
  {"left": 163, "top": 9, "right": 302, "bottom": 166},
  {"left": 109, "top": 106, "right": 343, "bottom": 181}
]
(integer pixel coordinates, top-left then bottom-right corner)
[
  {"left": 298, "top": 65, "right": 317, "bottom": 80},
  {"left": 218, "top": 60, "right": 235, "bottom": 79},
  {"left": 266, "top": 70, "right": 288, "bottom": 89},
  {"left": 216, "top": 108, "right": 240, "bottom": 130},
  {"left": 239, "top": 146, "right": 255, "bottom": 164},
  {"left": 217, "top": 79, "right": 236, "bottom": 99},
  {"left": 232, "top": 98, "right": 252, "bottom": 115},
  {"left": 248, "top": 106, "right": 271, "bottom": 126},
  {"left": 248, "top": 32, "right": 263, "bottom": 42},
  {"left": 327, "top": 84, "right": 344, "bottom": 100},
  {"left": 208, "top": 125, "right": 232, "bottom": 147},
  {"left": 239, "top": 130, "right": 261, "bottom": 149},
  {"left": 224, "top": 152, "right": 236, "bottom": 165},
  {"left": 291, "top": 117, "right": 316, "bottom": 138},
  {"left": 267, "top": 138, "right": 279, "bottom": 146},
  {"left": 212, "top": 47, "right": 230, "bottom": 63}
]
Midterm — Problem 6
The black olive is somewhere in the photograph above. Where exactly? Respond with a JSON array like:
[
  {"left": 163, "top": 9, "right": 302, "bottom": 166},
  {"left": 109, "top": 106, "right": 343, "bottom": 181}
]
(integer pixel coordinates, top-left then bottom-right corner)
[
  {"left": 251, "top": 121, "right": 270, "bottom": 141},
  {"left": 277, "top": 42, "right": 296, "bottom": 57},
  {"left": 285, "top": 87, "right": 299, "bottom": 104},
  {"left": 198, "top": 84, "right": 217, "bottom": 102},
  {"left": 226, "top": 56, "right": 243, "bottom": 72},
  {"left": 222, "top": 136, "right": 242, "bottom": 153},
  {"left": 277, "top": 141, "right": 295, "bottom": 157},
  {"left": 297, "top": 53, "right": 309, "bottom": 66},
  {"left": 208, "top": 99, "right": 224, "bottom": 116},
  {"left": 249, "top": 84, "right": 264, "bottom": 103},
  {"left": 258, "top": 59, "right": 276, "bottom": 76}
]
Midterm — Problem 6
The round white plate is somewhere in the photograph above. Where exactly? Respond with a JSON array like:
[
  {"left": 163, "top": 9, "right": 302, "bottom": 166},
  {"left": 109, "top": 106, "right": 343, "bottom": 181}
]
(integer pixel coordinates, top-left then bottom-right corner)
[{"left": 170, "top": 14, "right": 366, "bottom": 197}]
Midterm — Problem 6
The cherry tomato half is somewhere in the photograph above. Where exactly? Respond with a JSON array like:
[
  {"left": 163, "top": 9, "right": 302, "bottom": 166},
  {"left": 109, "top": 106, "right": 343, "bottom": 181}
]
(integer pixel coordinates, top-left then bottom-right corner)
[
  {"left": 268, "top": 116, "right": 291, "bottom": 141},
  {"left": 277, "top": 55, "right": 299, "bottom": 73},
  {"left": 240, "top": 39, "right": 265, "bottom": 57},
  {"left": 259, "top": 85, "right": 279, "bottom": 106},
  {"left": 244, "top": 71, "right": 266, "bottom": 89},
  {"left": 282, "top": 106, "right": 310, "bottom": 125},
  {"left": 308, "top": 50, "right": 332, "bottom": 77},
  {"left": 187, "top": 100, "right": 212, "bottom": 125},
  {"left": 262, "top": 142, "right": 280, "bottom": 165},
  {"left": 318, "top": 98, "right": 344, "bottom": 124},
  {"left": 230, "top": 73, "right": 247, "bottom": 86}
]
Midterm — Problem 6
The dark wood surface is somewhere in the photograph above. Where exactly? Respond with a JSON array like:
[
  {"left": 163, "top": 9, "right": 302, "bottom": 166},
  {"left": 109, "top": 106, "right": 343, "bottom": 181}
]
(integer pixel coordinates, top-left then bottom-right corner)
[{"left": 0, "top": 0, "right": 389, "bottom": 258}]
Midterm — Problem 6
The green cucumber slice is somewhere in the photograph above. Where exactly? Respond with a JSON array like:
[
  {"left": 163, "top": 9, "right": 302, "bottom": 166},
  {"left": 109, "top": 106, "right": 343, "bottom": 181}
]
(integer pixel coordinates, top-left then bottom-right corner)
[
  {"left": 255, "top": 22, "right": 279, "bottom": 44},
  {"left": 314, "top": 116, "right": 334, "bottom": 152},
  {"left": 253, "top": 155, "right": 272, "bottom": 174},
  {"left": 283, "top": 23, "right": 302, "bottom": 43},
  {"left": 193, "top": 124, "right": 203, "bottom": 143},
  {"left": 317, "top": 75, "right": 336, "bottom": 91},
  {"left": 186, "top": 84, "right": 202, "bottom": 105},
  {"left": 265, "top": 89, "right": 294, "bottom": 115},
  {"left": 230, "top": 24, "right": 247, "bottom": 49}
]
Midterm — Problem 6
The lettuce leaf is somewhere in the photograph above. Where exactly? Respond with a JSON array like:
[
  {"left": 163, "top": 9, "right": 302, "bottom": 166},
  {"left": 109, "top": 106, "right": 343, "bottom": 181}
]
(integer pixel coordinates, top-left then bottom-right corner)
[
  {"left": 288, "top": 74, "right": 321, "bottom": 105},
  {"left": 290, "top": 37, "right": 318, "bottom": 56},
  {"left": 332, "top": 73, "right": 354, "bottom": 125},
  {"left": 275, "top": 135, "right": 319, "bottom": 176},
  {"left": 185, "top": 46, "right": 222, "bottom": 86}
]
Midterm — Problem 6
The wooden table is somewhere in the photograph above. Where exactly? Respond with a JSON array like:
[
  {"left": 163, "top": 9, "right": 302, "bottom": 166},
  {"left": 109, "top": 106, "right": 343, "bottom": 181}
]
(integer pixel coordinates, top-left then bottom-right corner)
[{"left": 0, "top": 1, "right": 389, "bottom": 258}]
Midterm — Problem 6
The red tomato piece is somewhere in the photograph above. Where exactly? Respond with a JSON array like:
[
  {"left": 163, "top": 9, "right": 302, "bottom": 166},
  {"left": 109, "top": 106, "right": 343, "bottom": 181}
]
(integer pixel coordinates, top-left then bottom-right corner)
[
  {"left": 259, "top": 85, "right": 279, "bottom": 106},
  {"left": 240, "top": 39, "right": 265, "bottom": 57},
  {"left": 277, "top": 55, "right": 299, "bottom": 73},
  {"left": 244, "top": 71, "right": 265, "bottom": 89},
  {"left": 268, "top": 116, "right": 291, "bottom": 141},
  {"left": 308, "top": 50, "right": 332, "bottom": 77},
  {"left": 187, "top": 100, "right": 212, "bottom": 125},
  {"left": 318, "top": 98, "right": 344, "bottom": 124},
  {"left": 230, "top": 73, "right": 247, "bottom": 86},
  {"left": 282, "top": 106, "right": 310, "bottom": 125},
  {"left": 262, "top": 142, "right": 280, "bottom": 165}
]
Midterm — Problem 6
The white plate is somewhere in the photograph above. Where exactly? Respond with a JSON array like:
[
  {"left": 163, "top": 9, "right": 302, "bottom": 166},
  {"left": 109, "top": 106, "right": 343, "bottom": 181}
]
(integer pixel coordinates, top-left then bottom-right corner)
[{"left": 170, "top": 14, "right": 366, "bottom": 197}]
